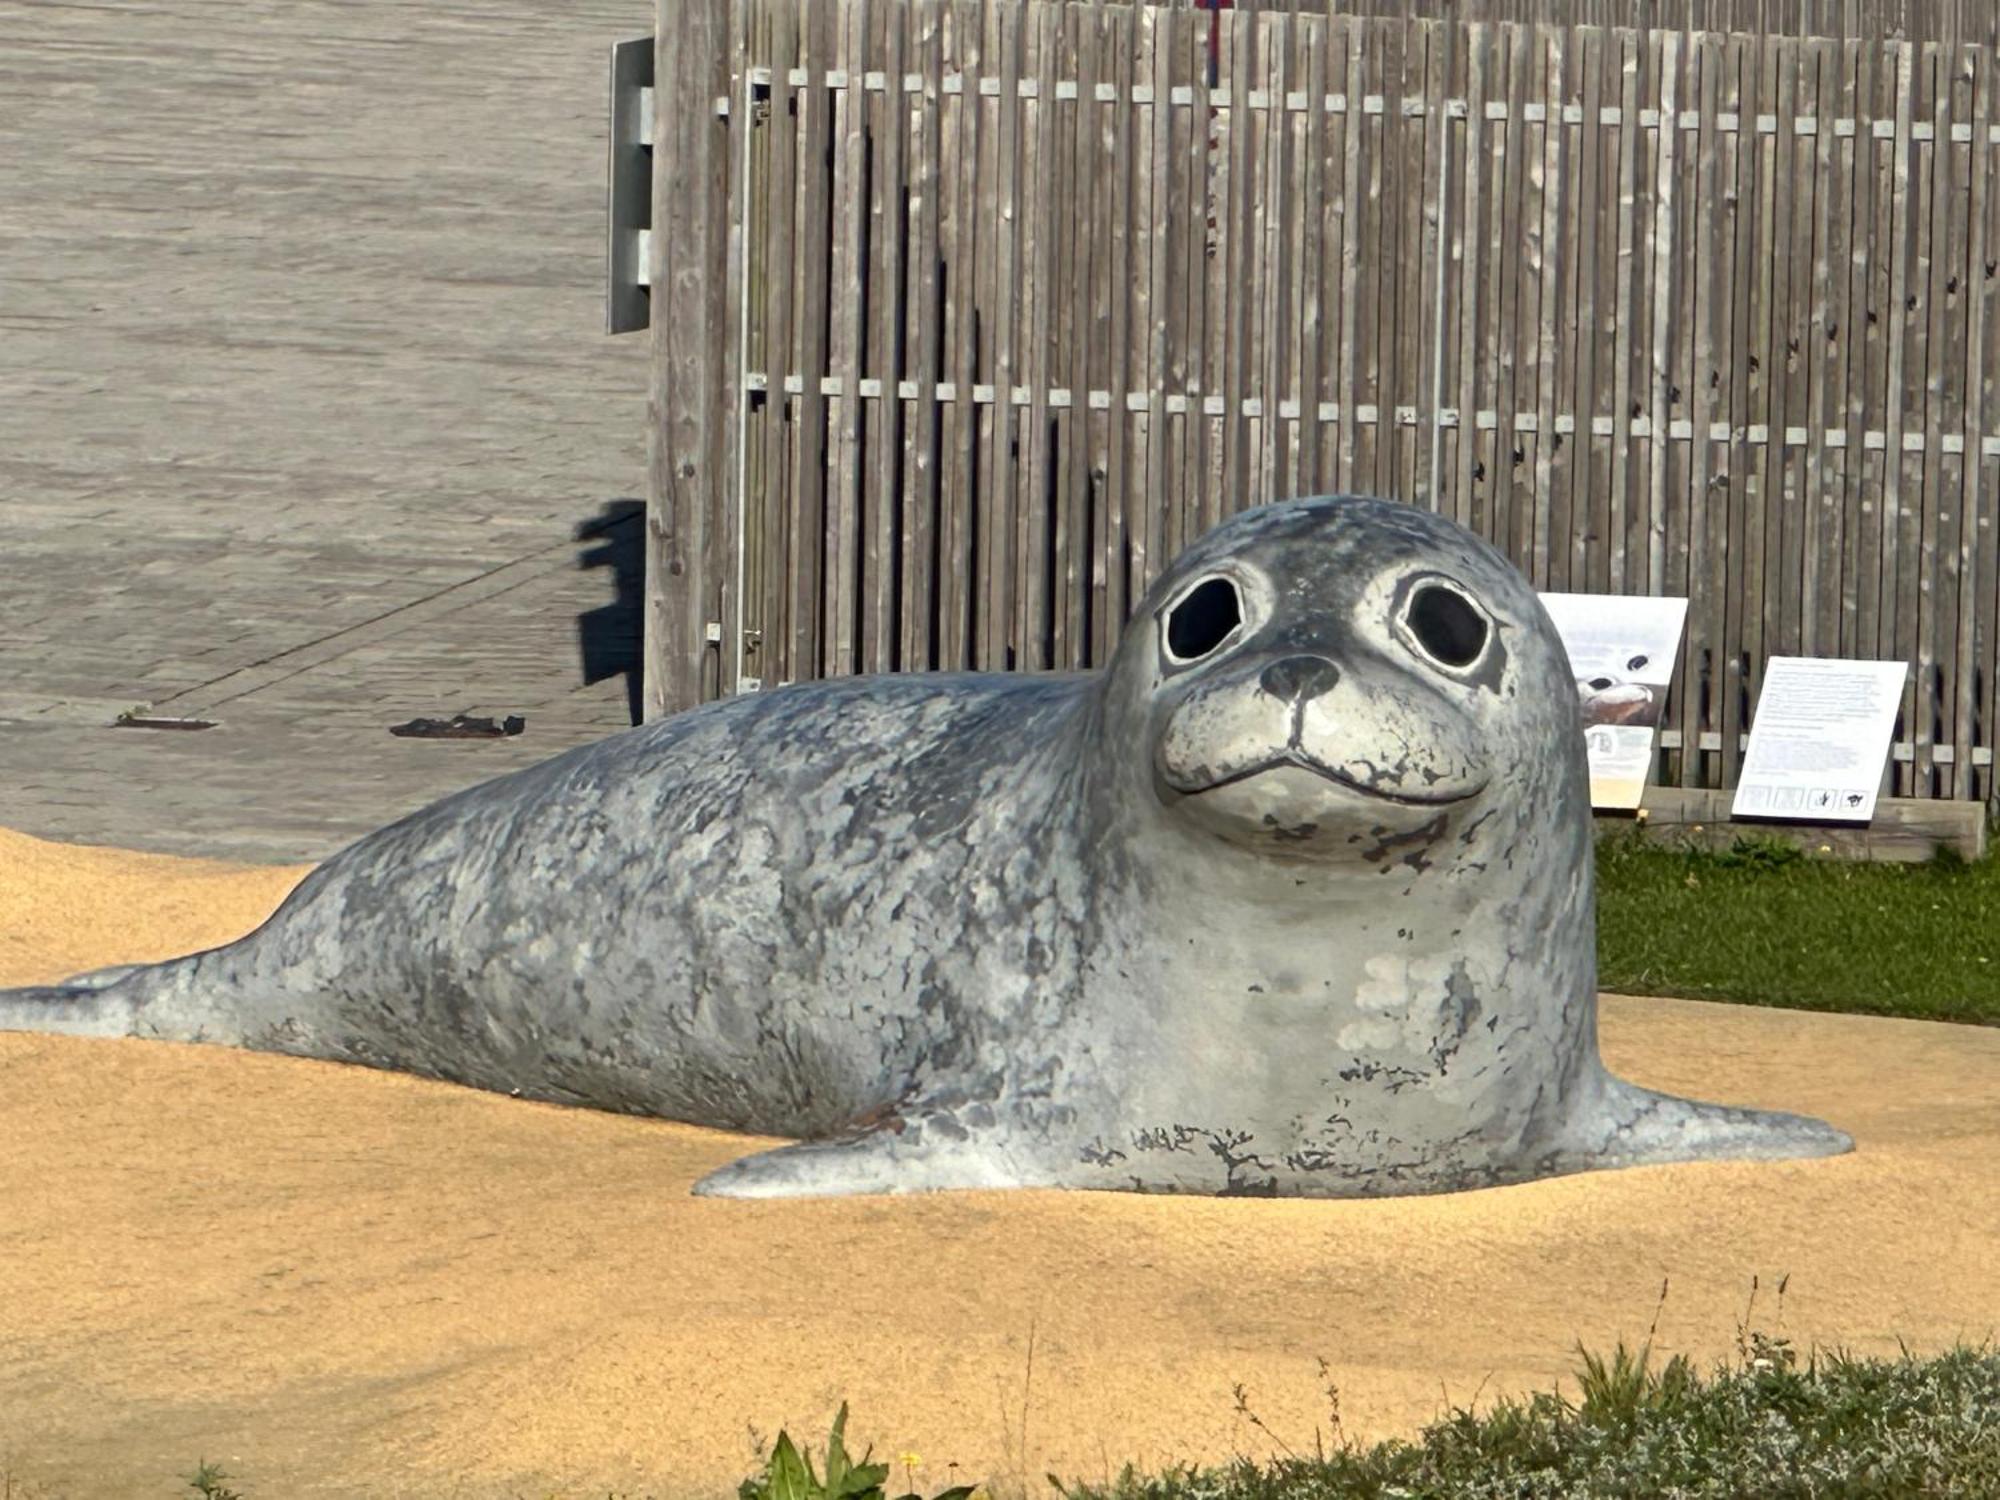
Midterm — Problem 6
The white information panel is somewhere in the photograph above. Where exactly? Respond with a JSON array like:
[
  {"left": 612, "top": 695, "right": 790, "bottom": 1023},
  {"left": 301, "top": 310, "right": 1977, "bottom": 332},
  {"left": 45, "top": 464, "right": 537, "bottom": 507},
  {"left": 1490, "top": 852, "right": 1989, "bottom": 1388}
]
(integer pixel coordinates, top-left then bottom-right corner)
[
  {"left": 1732, "top": 656, "right": 1908, "bottom": 822},
  {"left": 1540, "top": 593, "right": 1689, "bottom": 809}
]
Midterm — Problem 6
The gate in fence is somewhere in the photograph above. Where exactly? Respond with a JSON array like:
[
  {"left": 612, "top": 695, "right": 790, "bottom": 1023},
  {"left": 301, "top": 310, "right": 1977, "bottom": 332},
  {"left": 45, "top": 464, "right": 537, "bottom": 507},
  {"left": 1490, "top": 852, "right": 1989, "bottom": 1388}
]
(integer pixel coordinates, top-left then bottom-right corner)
[{"left": 633, "top": 0, "right": 2000, "bottom": 804}]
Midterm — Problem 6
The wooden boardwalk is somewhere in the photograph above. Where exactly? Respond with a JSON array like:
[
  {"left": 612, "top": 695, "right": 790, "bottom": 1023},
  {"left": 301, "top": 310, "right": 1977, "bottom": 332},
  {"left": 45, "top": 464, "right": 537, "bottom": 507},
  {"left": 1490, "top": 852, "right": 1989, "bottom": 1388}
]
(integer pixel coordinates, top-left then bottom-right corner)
[{"left": 0, "top": 0, "right": 652, "bottom": 859}]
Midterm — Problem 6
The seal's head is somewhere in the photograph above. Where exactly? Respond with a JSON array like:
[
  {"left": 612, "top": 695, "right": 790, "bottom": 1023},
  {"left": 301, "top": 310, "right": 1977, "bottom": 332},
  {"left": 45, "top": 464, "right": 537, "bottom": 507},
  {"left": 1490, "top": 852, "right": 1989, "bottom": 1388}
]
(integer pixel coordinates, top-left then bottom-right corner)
[{"left": 1102, "top": 495, "right": 1585, "bottom": 872}]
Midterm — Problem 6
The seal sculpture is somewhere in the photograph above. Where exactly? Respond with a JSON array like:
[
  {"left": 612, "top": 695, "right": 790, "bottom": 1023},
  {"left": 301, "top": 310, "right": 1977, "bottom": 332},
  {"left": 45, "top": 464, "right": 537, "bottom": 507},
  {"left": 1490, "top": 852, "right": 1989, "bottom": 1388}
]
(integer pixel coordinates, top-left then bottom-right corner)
[{"left": 0, "top": 495, "right": 1852, "bottom": 1197}]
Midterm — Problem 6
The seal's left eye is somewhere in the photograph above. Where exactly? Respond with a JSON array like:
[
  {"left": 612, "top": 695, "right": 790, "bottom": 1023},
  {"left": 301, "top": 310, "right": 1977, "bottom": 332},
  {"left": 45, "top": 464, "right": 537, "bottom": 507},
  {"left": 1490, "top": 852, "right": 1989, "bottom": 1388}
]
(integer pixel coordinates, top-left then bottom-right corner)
[
  {"left": 1165, "top": 576, "right": 1243, "bottom": 662},
  {"left": 1406, "top": 584, "right": 1488, "bottom": 668}
]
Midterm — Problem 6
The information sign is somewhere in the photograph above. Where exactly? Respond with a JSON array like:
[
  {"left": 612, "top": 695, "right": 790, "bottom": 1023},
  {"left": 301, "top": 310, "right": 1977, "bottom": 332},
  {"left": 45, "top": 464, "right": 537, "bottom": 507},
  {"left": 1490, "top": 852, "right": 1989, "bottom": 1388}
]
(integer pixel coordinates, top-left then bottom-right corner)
[
  {"left": 1540, "top": 593, "right": 1689, "bottom": 809},
  {"left": 1732, "top": 657, "right": 1907, "bottom": 823}
]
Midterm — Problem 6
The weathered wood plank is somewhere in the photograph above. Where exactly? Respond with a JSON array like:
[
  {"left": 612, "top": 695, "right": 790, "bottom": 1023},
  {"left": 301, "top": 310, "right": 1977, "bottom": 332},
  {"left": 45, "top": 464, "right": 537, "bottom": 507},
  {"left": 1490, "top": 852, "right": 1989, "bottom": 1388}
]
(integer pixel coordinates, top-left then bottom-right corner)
[
  {"left": 1965, "top": 43, "right": 1996, "bottom": 801},
  {"left": 1719, "top": 32, "right": 1754, "bottom": 787},
  {"left": 1531, "top": 27, "right": 1567, "bottom": 583},
  {"left": 1599, "top": 786, "right": 1986, "bottom": 862},
  {"left": 1450, "top": 22, "right": 1490, "bottom": 533},
  {"left": 1336, "top": 18, "right": 1367, "bottom": 495},
  {"left": 1648, "top": 30, "right": 1683, "bottom": 603},
  {"left": 1016, "top": 0, "right": 1056, "bottom": 669},
  {"left": 824, "top": 0, "right": 870, "bottom": 677},
  {"left": 758, "top": 0, "right": 800, "bottom": 686},
  {"left": 1101, "top": 0, "right": 1138, "bottom": 661},
  {"left": 1884, "top": 39, "right": 1919, "bottom": 795},
  {"left": 1803, "top": 36, "right": 1844, "bottom": 663},
  {"left": 864, "top": 0, "right": 905, "bottom": 674},
  {"left": 646, "top": 0, "right": 735, "bottom": 714},
  {"left": 899, "top": 0, "right": 943, "bottom": 671}
]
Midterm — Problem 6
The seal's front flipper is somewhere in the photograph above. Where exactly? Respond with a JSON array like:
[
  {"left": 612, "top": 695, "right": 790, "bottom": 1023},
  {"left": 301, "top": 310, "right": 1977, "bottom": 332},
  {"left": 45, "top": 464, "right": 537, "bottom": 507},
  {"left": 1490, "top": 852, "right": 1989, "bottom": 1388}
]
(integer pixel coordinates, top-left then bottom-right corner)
[
  {"left": 1574, "top": 1075, "right": 1853, "bottom": 1171},
  {"left": 691, "top": 1113, "right": 1044, "bottom": 1198}
]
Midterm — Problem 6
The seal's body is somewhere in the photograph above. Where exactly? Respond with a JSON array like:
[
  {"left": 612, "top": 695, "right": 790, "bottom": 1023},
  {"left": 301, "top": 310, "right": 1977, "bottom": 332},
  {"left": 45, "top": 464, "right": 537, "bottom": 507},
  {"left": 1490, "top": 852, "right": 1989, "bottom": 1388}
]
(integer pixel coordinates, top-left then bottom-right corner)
[{"left": 0, "top": 496, "right": 1851, "bottom": 1197}]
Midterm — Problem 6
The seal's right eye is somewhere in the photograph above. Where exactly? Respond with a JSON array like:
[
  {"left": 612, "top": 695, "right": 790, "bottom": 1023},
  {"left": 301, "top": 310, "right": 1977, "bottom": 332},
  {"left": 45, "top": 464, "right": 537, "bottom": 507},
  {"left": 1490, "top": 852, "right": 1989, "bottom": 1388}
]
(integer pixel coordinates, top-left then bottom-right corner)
[
  {"left": 1405, "top": 583, "right": 1489, "bottom": 668},
  {"left": 1165, "top": 576, "right": 1244, "bottom": 663}
]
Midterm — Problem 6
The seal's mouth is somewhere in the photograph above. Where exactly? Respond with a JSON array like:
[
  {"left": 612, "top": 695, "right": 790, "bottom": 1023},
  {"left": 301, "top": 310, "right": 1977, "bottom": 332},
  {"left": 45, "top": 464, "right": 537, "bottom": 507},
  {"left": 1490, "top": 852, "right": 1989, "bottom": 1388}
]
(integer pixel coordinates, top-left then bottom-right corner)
[{"left": 1180, "top": 751, "right": 1487, "bottom": 807}]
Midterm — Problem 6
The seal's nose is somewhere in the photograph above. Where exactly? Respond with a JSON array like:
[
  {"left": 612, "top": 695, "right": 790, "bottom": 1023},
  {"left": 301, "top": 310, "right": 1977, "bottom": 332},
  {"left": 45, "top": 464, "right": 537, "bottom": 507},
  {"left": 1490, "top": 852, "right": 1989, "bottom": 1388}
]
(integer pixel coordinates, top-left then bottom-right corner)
[{"left": 1259, "top": 655, "right": 1341, "bottom": 702}]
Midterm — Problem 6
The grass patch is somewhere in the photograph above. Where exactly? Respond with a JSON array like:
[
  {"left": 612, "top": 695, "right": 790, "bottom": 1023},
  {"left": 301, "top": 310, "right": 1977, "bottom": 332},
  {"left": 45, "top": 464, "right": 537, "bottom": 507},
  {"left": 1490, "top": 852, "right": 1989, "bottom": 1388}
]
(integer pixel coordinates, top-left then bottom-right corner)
[
  {"left": 1594, "top": 834, "right": 2000, "bottom": 1024},
  {"left": 1055, "top": 1338, "right": 2000, "bottom": 1500}
]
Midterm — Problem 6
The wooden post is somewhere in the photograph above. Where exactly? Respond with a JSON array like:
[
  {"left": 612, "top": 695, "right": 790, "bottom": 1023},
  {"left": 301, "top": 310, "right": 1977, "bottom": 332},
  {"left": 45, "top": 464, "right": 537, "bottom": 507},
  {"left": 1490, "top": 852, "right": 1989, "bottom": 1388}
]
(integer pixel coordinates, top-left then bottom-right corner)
[{"left": 646, "top": 0, "right": 735, "bottom": 719}]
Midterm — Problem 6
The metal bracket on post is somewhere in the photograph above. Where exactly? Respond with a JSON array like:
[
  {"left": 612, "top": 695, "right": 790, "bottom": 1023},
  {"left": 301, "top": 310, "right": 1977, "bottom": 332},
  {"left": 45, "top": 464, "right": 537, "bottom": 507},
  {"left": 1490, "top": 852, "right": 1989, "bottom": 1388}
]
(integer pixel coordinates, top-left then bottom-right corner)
[{"left": 606, "top": 36, "right": 655, "bottom": 334}]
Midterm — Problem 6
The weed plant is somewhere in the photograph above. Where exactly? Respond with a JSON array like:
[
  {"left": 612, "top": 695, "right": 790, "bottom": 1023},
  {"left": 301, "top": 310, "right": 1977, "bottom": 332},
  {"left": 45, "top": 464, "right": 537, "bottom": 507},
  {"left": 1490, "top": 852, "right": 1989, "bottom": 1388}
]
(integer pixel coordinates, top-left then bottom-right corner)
[{"left": 1053, "top": 1338, "right": 2000, "bottom": 1500}]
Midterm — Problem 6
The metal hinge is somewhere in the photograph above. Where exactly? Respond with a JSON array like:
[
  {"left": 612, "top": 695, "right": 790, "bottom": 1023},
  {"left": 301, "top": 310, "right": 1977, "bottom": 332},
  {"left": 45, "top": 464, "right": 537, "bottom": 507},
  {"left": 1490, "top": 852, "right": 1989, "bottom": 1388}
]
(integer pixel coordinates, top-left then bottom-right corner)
[{"left": 606, "top": 36, "right": 654, "bottom": 334}]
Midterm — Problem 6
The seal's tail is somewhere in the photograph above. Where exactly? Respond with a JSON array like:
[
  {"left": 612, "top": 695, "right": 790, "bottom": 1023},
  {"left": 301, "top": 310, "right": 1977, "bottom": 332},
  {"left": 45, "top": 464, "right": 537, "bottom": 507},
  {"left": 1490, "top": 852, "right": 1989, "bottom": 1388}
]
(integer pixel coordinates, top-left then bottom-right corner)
[{"left": 0, "top": 980, "right": 146, "bottom": 1037}]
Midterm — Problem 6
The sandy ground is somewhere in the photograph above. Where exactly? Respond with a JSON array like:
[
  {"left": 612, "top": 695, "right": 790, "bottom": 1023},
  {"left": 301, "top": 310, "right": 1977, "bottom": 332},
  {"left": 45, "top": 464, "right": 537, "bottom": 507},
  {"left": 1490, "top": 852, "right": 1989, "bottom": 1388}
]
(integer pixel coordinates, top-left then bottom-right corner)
[{"left": 0, "top": 826, "right": 1995, "bottom": 1499}]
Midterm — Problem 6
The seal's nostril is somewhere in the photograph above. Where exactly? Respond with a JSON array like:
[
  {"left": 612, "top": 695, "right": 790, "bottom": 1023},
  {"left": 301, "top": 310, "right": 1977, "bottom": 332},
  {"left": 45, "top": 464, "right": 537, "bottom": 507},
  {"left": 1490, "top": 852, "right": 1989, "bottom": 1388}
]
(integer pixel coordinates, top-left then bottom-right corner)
[{"left": 1259, "top": 655, "right": 1342, "bottom": 702}]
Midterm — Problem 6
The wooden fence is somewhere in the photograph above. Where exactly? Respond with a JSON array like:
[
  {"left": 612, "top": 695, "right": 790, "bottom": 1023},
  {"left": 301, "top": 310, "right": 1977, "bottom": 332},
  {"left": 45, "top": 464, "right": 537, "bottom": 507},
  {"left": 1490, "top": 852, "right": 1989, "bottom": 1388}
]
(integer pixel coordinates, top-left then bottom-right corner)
[{"left": 646, "top": 0, "right": 2000, "bottom": 803}]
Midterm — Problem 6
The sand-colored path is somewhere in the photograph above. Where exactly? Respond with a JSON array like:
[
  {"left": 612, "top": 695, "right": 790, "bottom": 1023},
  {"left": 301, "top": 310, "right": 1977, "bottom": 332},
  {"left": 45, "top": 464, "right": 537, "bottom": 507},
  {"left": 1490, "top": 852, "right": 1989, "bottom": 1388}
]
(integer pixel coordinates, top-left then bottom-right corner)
[{"left": 0, "top": 827, "right": 1994, "bottom": 1499}]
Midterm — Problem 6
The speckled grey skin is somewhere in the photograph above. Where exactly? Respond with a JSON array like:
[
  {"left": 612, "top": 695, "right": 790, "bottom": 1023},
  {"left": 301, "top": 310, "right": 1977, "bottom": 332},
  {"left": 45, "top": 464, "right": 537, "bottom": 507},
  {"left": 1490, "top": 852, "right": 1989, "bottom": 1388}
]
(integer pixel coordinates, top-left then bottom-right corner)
[{"left": 0, "top": 496, "right": 1851, "bottom": 1197}]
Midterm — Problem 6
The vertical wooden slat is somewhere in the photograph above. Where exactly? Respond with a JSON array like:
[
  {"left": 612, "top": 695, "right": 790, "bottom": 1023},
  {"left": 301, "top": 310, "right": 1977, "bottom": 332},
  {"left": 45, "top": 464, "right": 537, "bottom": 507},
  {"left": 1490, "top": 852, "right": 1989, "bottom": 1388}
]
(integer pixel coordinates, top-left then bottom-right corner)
[
  {"left": 1765, "top": 37, "right": 1801, "bottom": 664},
  {"left": 936, "top": 0, "right": 979, "bottom": 671},
  {"left": 1570, "top": 26, "right": 1606, "bottom": 591},
  {"left": 1118, "top": 6, "right": 1156, "bottom": 625},
  {"left": 1628, "top": 26, "right": 1661, "bottom": 587},
  {"left": 1058, "top": 2, "right": 1092, "bottom": 668},
  {"left": 1412, "top": 20, "right": 1447, "bottom": 510},
  {"left": 899, "top": 0, "right": 943, "bottom": 672},
  {"left": 1388, "top": 22, "right": 1422, "bottom": 502},
  {"left": 1848, "top": 36, "right": 1884, "bottom": 667},
  {"left": 1175, "top": 11, "right": 1207, "bottom": 540},
  {"left": 1100, "top": 1, "right": 1137, "bottom": 660},
  {"left": 1298, "top": 14, "right": 1330, "bottom": 497},
  {"left": 1739, "top": 33, "right": 1774, "bottom": 761},
  {"left": 1489, "top": 24, "right": 1530, "bottom": 564},
  {"left": 1083, "top": 3, "right": 1118, "bottom": 666},
  {"left": 788, "top": 0, "right": 836, "bottom": 683},
  {"left": 1663, "top": 32, "right": 1700, "bottom": 749},
  {"left": 1720, "top": 32, "right": 1754, "bottom": 786},
  {"left": 1540, "top": 27, "right": 1579, "bottom": 584},
  {"left": 738, "top": 0, "right": 769, "bottom": 692},
  {"left": 1200, "top": 13, "right": 1233, "bottom": 523},
  {"left": 1913, "top": 41, "right": 1954, "bottom": 792},
  {"left": 1137, "top": 8, "right": 1172, "bottom": 597},
  {"left": 1220, "top": 12, "right": 1255, "bottom": 512},
  {"left": 1785, "top": 42, "right": 1825, "bottom": 670},
  {"left": 1451, "top": 23, "right": 1491, "bottom": 533},
  {"left": 1883, "top": 39, "right": 1917, "bottom": 792},
  {"left": 1647, "top": 30, "right": 1682, "bottom": 601},
  {"left": 826, "top": 0, "right": 869, "bottom": 677},
  {"left": 1939, "top": 44, "right": 1978, "bottom": 796},
  {"left": 865, "top": 0, "right": 906, "bottom": 674},
  {"left": 714, "top": 0, "right": 753, "bottom": 698},
  {"left": 1156, "top": 9, "right": 1191, "bottom": 562},
  {"left": 1531, "top": 28, "right": 1567, "bottom": 581},
  {"left": 1016, "top": 2, "right": 1057, "bottom": 669},
  {"left": 1286, "top": 19, "right": 1318, "bottom": 501},
  {"left": 647, "top": 0, "right": 735, "bottom": 713},
  {"left": 1266, "top": 13, "right": 1300, "bottom": 505},
  {"left": 1678, "top": 33, "right": 1720, "bottom": 785},
  {"left": 1805, "top": 35, "right": 1846, "bottom": 664},
  {"left": 985, "top": 0, "right": 1023, "bottom": 666},
  {"left": 1336, "top": 19, "right": 1367, "bottom": 494},
  {"left": 1961, "top": 44, "right": 1993, "bottom": 800},
  {"left": 758, "top": 0, "right": 798, "bottom": 686}
]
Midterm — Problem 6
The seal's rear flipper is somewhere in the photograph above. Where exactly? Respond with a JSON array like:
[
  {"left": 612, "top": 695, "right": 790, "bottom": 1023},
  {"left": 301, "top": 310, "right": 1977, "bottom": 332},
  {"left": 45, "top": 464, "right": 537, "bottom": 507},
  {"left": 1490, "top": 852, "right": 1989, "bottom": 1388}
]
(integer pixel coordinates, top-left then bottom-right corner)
[
  {"left": 0, "top": 982, "right": 143, "bottom": 1038},
  {"left": 692, "top": 1116, "right": 1043, "bottom": 1198},
  {"left": 1571, "top": 1075, "right": 1854, "bottom": 1171}
]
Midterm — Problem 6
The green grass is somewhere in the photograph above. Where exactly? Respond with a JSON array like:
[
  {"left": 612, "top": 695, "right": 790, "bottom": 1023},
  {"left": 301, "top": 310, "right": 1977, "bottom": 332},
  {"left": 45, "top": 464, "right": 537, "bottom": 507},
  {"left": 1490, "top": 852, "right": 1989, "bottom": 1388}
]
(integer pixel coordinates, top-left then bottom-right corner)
[
  {"left": 1594, "top": 834, "right": 2000, "bottom": 1024},
  {"left": 1053, "top": 1338, "right": 2000, "bottom": 1500}
]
